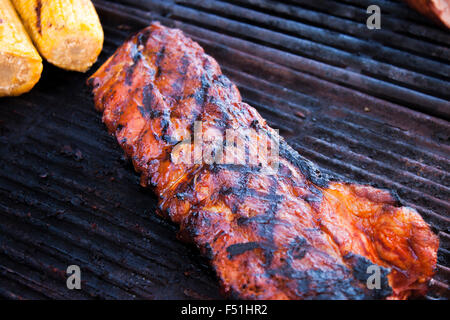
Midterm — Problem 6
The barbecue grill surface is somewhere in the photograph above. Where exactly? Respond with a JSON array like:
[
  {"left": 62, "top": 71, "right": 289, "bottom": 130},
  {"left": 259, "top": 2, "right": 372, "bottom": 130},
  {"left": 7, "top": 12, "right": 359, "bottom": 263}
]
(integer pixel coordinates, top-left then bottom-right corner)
[{"left": 0, "top": 0, "right": 448, "bottom": 299}]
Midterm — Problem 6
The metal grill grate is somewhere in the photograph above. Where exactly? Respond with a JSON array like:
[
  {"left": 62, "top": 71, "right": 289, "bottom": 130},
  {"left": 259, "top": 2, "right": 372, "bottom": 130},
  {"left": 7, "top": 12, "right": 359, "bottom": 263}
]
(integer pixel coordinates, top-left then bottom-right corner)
[{"left": 0, "top": 0, "right": 448, "bottom": 299}]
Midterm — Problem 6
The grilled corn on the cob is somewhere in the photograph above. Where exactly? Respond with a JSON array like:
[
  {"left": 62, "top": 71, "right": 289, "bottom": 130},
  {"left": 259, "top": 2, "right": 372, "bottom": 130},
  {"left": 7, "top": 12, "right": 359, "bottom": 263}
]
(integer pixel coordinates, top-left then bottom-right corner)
[
  {"left": 403, "top": 0, "right": 450, "bottom": 29},
  {"left": 12, "top": 0, "right": 104, "bottom": 72},
  {"left": 0, "top": 0, "right": 42, "bottom": 97}
]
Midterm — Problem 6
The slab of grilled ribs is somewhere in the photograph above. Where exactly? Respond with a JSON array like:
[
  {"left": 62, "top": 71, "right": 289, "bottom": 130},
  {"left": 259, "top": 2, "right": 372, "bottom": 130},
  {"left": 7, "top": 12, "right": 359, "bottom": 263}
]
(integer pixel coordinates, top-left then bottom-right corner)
[{"left": 88, "top": 23, "right": 439, "bottom": 300}]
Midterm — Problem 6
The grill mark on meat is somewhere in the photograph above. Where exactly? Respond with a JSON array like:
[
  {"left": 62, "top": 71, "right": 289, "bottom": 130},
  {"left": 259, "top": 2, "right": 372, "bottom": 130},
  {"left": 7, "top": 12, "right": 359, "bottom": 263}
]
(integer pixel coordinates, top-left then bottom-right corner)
[
  {"left": 257, "top": 176, "right": 281, "bottom": 268},
  {"left": 125, "top": 46, "right": 142, "bottom": 86},
  {"left": 195, "top": 74, "right": 211, "bottom": 106},
  {"left": 179, "top": 54, "right": 190, "bottom": 75},
  {"left": 227, "top": 242, "right": 261, "bottom": 259},
  {"left": 231, "top": 171, "right": 250, "bottom": 214},
  {"left": 138, "top": 84, "right": 155, "bottom": 119},
  {"left": 278, "top": 140, "right": 328, "bottom": 188},
  {"left": 288, "top": 236, "right": 308, "bottom": 260},
  {"left": 160, "top": 111, "right": 174, "bottom": 144},
  {"left": 137, "top": 28, "right": 152, "bottom": 48},
  {"left": 221, "top": 186, "right": 284, "bottom": 204},
  {"left": 155, "top": 46, "right": 165, "bottom": 79}
]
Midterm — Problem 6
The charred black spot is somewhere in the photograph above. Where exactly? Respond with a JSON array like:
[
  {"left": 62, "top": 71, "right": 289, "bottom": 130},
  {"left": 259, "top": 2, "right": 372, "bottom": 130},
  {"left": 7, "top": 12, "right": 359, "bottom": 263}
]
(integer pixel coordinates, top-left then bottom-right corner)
[
  {"left": 277, "top": 163, "right": 293, "bottom": 178},
  {"left": 86, "top": 77, "right": 96, "bottom": 88},
  {"left": 35, "top": 0, "right": 43, "bottom": 35},
  {"left": 137, "top": 106, "right": 148, "bottom": 118},
  {"left": 154, "top": 46, "right": 166, "bottom": 78},
  {"left": 221, "top": 186, "right": 284, "bottom": 204},
  {"left": 289, "top": 236, "right": 308, "bottom": 260},
  {"left": 213, "top": 163, "right": 259, "bottom": 174},
  {"left": 237, "top": 212, "right": 289, "bottom": 228},
  {"left": 278, "top": 140, "right": 329, "bottom": 188},
  {"left": 125, "top": 45, "right": 142, "bottom": 86},
  {"left": 160, "top": 117, "right": 170, "bottom": 135},
  {"left": 226, "top": 242, "right": 260, "bottom": 259},
  {"left": 181, "top": 211, "right": 204, "bottom": 240},
  {"left": 176, "top": 192, "right": 186, "bottom": 200},
  {"left": 257, "top": 177, "right": 281, "bottom": 267},
  {"left": 142, "top": 84, "right": 154, "bottom": 111},
  {"left": 236, "top": 216, "right": 250, "bottom": 226},
  {"left": 215, "top": 75, "right": 233, "bottom": 88},
  {"left": 156, "top": 46, "right": 166, "bottom": 66},
  {"left": 303, "top": 194, "right": 322, "bottom": 204},
  {"left": 162, "top": 134, "right": 178, "bottom": 145},
  {"left": 202, "top": 243, "right": 214, "bottom": 260},
  {"left": 237, "top": 171, "right": 250, "bottom": 200},
  {"left": 155, "top": 66, "right": 162, "bottom": 78},
  {"left": 250, "top": 120, "right": 260, "bottom": 130},
  {"left": 171, "top": 81, "right": 183, "bottom": 96},
  {"left": 268, "top": 264, "right": 383, "bottom": 300},
  {"left": 137, "top": 29, "right": 152, "bottom": 48},
  {"left": 178, "top": 54, "right": 190, "bottom": 75},
  {"left": 194, "top": 75, "right": 210, "bottom": 106},
  {"left": 213, "top": 118, "right": 229, "bottom": 129},
  {"left": 344, "top": 253, "right": 392, "bottom": 299},
  {"left": 209, "top": 163, "right": 221, "bottom": 174},
  {"left": 219, "top": 186, "right": 233, "bottom": 196},
  {"left": 138, "top": 100, "right": 164, "bottom": 120}
]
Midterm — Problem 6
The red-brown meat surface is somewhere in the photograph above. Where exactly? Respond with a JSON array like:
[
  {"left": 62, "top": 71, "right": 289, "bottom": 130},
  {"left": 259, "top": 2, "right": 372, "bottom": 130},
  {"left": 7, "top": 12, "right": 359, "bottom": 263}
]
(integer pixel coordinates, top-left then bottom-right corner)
[{"left": 88, "top": 23, "right": 439, "bottom": 300}]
